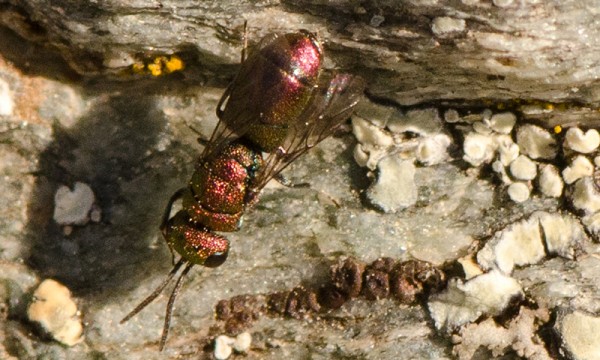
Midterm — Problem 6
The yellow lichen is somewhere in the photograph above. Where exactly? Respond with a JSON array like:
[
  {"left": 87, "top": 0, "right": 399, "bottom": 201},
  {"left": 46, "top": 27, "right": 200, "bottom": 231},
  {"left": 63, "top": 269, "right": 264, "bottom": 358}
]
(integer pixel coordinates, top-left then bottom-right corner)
[
  {"left": 554, "top": 125, "right": 562, "bottom": 134},
  {"left": 147, "top": 61, "right": 163, "bottom": 76},
  {"left": 131, "top": 62, "right": 146, "bottom": 74},
  {"left": 165, "top": 55, "right": 184, "bottom": 73}
]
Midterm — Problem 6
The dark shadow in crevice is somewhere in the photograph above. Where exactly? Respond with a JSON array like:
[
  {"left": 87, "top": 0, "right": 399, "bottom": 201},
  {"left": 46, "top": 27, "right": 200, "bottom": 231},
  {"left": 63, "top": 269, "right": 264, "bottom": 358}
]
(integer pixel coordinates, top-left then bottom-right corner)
[{"left": 24, "top": 94, "right": 187, "bottom": 301}]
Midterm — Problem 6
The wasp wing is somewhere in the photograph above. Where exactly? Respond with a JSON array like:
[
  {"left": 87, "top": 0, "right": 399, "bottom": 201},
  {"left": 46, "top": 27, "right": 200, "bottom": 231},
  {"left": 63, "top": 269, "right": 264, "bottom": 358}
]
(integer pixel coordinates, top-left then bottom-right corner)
[
  {"left": 251, "top": 73, "right": 365, "bottom": 191},
  {"left": 200, "top": 33, "right": 290, "bottom": 161}
]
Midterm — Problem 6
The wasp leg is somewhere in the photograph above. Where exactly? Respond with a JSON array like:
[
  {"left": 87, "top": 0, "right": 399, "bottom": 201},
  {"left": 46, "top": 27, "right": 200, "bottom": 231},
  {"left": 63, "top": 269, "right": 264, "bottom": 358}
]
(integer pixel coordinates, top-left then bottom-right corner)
[
  {"left": 275, "top": 174, "right": 310, "bottom": 188},
  {"left": 161, "top": 188, "right": 187, "bottom": 264}
]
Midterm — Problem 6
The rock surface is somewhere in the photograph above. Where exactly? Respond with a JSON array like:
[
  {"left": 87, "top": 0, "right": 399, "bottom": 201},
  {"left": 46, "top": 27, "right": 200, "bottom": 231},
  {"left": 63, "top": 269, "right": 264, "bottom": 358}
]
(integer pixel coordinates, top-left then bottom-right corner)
[{"left": 1, "top": 1, "right": 600, "bottom": 359}]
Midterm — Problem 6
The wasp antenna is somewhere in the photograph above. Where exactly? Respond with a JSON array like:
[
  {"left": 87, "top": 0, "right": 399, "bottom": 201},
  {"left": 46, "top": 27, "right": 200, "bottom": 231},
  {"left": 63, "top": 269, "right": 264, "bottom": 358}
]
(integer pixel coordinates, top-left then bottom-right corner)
[
  {"left": 241, "top": 20, "right": 249, "bottom": 63},
  {"left": 159, "top": 262, "right": 194, "bottom": 351},
  {"left": 160, "top": 188, "right": 186, "bottom": 236},
  {"left": 120, "top": 258, "right": 187, "bottom": 324}
]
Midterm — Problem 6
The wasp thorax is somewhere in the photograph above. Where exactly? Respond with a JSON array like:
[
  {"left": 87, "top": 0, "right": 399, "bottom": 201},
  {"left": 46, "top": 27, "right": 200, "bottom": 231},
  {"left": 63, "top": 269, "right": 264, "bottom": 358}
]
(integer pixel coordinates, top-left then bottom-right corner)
[
  {"left": 183, "top": 143, "right": 262, "bottom": 232},
  {"left": 165, "top": 211, "right": 229, "bottom": 266}
]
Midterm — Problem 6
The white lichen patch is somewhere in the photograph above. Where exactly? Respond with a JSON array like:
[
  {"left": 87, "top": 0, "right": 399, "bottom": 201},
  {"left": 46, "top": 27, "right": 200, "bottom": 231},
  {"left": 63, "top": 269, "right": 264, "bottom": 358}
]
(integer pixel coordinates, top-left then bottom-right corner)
[
  {"left": 535, "top": 211, "right": 586, "bottom": 259},
  {"left": 498, "top": 136, "right": 520, "bottom": 166},
  {"left": 457, "top": 255, "right": 484, "bottom": 280},
  {"left": 582, "top": 212, "right": 600, "bottom": 239},
  {"left": 562, "top": 155, "right": 594, "bottom": 185},
  {"left": 53, "top": 182, "right": 96, "bottom": 226},
  {"left": 516, "top": 124, "right": 557, "bottom": 160},
  {"left": 564, "top": 127, "right": 600, "bottom": 154},
  {"left": 472, "top": 121, "right": 492, "bottom": 135},
  {"left": 387, "top": 108, "right": 444, "bottom": 136},
  {"left": 353, "top": 105, "right": 452, "bottom": 212},
  {"left": 431, "top": 17, "right": 466, "bottom": 36},
  {"left": 351, "top": 116, "right": 394, "bottom": 170},
  {"left": 538, "top": 164, "right": 563, "bottom": 197},
  {"left": 463, "top": 132, "right": 496, "bottom": 166},
  {"left": 556, "top": 310, "right": 600, "bottom": 360},
  {"left": 492, "top": 0, "right": 514, "bottom": 7},
  {"left": 509, "top": 155, "right": 537, "bottom": 180},
  {"left": 352, "top": 116, "right": 394, "bottom": 148},
  {"left": 507, "top": 182, "right": 530, "bottom": 203},
  {"left": 366, "top": 156, "right": 417, "bottom": 212},
  {"left": 492, "top": 160, "right": 512, "bottom": 185},
  {"left": 444, "top": 109, "right": 461, "bottom": 123},
  {"left": 453, "top": 307, "right": 551, "bottom": 360},
  {"left": 486, "top": 112, "right": 516, "bottom": 134},
  {"left": 27, "top": 279, "right": 83, "bottom": 346},
  {"left": 570, "top": 177, "right": 600, "bottom": 215},
  {"left": 477, "top": 212, "right": 586, "bottom": 274},
  {"left": 428, "top": 271, "right": 523, "bottom": 331},
  {"left": 416, "top": 134, "right": 452, "bottom": 165},
  {"left": 477, "top": 216, "right": 544, "bottom": 273}
]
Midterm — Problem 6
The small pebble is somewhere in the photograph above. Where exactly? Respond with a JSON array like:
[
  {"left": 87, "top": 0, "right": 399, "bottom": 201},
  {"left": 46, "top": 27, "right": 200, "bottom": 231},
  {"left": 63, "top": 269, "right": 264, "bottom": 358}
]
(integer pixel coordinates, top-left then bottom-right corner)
[
  {"left": 214, "top": 335, "right": 235, "bottom": 360},
  {"left": 370, "top": 15, "right": 385, "bottom": 27},
  {"left": 215, "top": 332, "right": 252, "bottom": 359},
  {"left": 53, "top": 182, "right": 95, "bottom": 226},
  {"left": 509, "top": 155, "right": 537, "bottom": 181},
  {"left": 507, "top": 182, "right": 530, "bottom": 203},
  {"left": 27, "top": 279, "right": 83, "bottom": 346},
  {"left": 564, "top": 127, "right": 600, "bottom": 154},
  {"left": 233, "top": 332, "right": 252, "bottom": 353}
]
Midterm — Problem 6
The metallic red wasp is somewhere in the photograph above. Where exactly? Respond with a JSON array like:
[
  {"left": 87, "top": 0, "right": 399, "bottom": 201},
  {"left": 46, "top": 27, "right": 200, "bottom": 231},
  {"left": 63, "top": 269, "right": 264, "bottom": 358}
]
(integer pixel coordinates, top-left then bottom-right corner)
[{"left": 121, "top": 29, "right": 365, "bottom": 350}]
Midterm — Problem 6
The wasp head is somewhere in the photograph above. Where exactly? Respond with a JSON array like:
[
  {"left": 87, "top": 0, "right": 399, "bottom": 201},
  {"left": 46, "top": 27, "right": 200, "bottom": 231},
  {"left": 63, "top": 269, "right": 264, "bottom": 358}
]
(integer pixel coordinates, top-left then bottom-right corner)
[{"left": 163, "top": 210, "right": 229, "bottom": 267}]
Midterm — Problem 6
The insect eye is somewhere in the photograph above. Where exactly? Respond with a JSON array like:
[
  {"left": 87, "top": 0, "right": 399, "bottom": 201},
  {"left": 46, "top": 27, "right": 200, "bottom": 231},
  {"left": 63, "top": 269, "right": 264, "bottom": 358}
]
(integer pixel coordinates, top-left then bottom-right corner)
[{"left": 204, "top": 250, "right": 229, "bottom": 268}]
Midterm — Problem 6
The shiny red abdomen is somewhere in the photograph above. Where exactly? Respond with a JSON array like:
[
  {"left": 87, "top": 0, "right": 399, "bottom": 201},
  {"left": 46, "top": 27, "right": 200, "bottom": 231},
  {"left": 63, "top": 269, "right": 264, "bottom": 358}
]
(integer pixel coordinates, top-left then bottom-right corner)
[{"left": 221, "top": 32, "right": 323, "bottom": 151}]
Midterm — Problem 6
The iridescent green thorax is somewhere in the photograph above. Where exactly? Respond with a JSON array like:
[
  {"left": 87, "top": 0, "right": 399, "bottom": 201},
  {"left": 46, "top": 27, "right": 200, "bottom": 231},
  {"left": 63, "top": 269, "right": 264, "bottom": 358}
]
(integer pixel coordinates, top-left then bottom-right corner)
[
  {"left": 222, "top": 32, "right": 323, "bottom": 152},
  {"left": 183, "top": 142, "right": 262, "bottom": 232}
]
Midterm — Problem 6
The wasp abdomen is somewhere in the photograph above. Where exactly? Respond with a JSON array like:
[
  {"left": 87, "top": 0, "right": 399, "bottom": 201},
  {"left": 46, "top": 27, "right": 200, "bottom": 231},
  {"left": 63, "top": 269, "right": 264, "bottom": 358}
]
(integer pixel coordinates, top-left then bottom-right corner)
[{"left": 222, "top": 33, "right": 323, "bottom": 151}]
